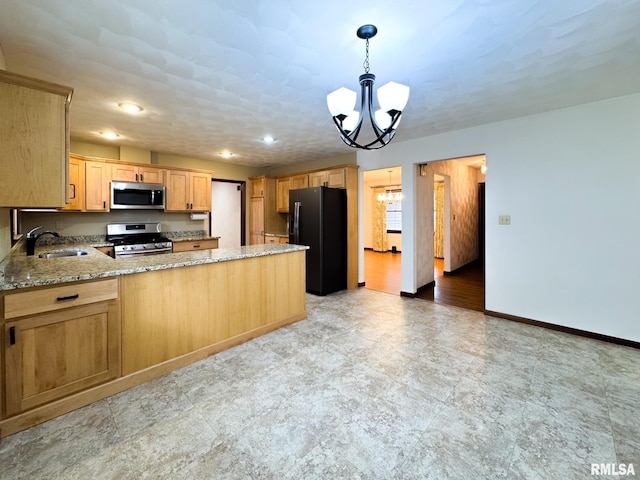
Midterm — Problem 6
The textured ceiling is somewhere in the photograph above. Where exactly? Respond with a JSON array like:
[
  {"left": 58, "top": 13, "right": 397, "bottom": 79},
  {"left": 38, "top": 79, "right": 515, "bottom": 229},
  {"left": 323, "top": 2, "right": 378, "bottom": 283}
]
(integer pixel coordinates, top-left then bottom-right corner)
[{"left": 1, "top": 0, "right": 639, "bottom": 167}]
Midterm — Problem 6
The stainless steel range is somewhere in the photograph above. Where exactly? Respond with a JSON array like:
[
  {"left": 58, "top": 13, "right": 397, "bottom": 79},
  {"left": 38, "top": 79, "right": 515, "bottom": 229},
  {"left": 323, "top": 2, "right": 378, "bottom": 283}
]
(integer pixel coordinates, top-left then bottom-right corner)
[{"left": 106, "top": 223, "right": 172, "bottom": 258}]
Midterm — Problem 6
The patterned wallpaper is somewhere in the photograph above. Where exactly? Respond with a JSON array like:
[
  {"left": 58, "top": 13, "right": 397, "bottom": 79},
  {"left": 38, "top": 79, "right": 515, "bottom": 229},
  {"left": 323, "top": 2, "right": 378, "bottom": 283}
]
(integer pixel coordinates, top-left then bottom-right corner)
[{"left": 415, "top": 158, "right": 482, "bottom": 287}]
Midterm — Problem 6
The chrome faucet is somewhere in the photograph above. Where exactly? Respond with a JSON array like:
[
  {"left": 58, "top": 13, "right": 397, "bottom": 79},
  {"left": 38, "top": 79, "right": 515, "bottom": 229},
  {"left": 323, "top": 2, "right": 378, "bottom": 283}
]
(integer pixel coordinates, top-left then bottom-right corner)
[{"left": 26, "top": 226, "right": 60, "bottom": 256}]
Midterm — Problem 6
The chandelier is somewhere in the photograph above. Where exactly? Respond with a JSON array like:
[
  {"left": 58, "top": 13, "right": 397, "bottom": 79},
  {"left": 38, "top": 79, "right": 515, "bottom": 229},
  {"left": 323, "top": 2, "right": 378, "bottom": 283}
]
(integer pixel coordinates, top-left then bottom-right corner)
[
  {"left": 327, "top": 25, "right": 410, "bottom": 150},
  {"left": 377, "top": 170, "right": 403, "bottom": 204}
]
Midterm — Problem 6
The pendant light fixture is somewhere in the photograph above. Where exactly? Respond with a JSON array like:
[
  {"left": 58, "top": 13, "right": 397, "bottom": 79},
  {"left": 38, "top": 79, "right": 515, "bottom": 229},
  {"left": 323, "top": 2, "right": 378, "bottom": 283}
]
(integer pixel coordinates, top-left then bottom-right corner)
[
  {"left": 327, "top": 25, "right": 410, "bottom": 150},
  {"left": 377, "top": 170, "right": 403, "bottom": 204}
]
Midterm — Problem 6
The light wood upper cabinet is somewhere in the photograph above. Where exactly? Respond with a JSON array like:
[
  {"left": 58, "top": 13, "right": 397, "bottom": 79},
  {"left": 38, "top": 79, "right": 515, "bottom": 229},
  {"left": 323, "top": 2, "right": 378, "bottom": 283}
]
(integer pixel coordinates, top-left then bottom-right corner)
[
  {"left": 3, "top": 279, "right": 120, "bottom": 416},
  {"left": 290, "top": 174, "right": 308, "bottom": 190},
  {"left": 84, "top": 161, "right": 111, "bottom": 211},
  {"left": 166, "top": 170, "right": 211, "bottom": 212},
  {"left": 59, "top": 155, "right": 84, "bottom": 211},
  {"left": 250, "top": 177, "right": 265, "bottom": 198},
  {"left": 190, "top": 172, "right": 211, "bottom": 211},
  {"left": 111, "top": 164, "right": 164, "bottom": 184},
  {"left": 276, "top": 174, "right": 307, "bottom": 213},
  {"left": 309, "top": 168, "right": 346, "bottom": 188},
  {"left": 0, "top": 71, "right": 72, "bottom": 207},
  {"left": 276, "top": 178, "right": 290, "bottom": 213}
]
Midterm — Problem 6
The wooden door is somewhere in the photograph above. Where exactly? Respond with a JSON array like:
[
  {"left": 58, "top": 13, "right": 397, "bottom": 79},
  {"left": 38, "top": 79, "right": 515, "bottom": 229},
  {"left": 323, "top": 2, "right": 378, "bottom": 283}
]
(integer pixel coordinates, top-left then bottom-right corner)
[
  {"left": 276, "top": 178, "right": 290, "bottom": 212},
  {"left": 290, "top": 174, "right": 308, "bottom": 190},
  {"left": 250, "top": 197, "right": 265, "bottom": 244},
  {"left": 166, "top": 170, "right": 190, "bottom": 211},
  {"left": 111, "top": 164, "right": 137, "bottom": 182},
  {"left": 0, "top": 71, "right": 70, "bottom": 208},
  {"left": 326, "top": 168, "right": 346, "bottom": 188},
  {"left": 190, "top": 172, "right": 211, "bottom": 211},
  {"left": 250, "top": 177, "right": 265, "bottom": 197},
  {"left": 4, "top": 302, "right": 121, "bottom": 416},
  {"left": 60, "top": 157, "right": 84, "bottom": 211},
  {"left": 84, "top": 161, "right": 110, "bottom": 211},
  {"left": 138, "top": 167, "right": 164, "bottom": 184},
  {"left": 309, "top": 171, "right": 326, "bottom": 187}
]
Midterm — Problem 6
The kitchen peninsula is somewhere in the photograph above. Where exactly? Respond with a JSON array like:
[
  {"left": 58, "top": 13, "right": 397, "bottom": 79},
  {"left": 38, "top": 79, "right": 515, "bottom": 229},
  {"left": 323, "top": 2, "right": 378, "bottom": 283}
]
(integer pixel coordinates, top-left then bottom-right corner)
[{"left": 0, "top": 242, "right": 307, "bottom": 437}]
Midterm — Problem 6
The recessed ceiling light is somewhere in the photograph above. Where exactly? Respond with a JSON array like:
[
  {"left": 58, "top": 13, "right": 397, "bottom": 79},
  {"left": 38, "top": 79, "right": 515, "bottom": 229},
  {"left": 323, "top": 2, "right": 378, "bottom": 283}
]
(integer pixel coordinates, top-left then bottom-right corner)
[
  {"left": 219, "top": 152, "right": 234, "bottom": 158},
  {"left": 100, "top": 131, "right": 120, "bottom": 140},
  {"left": 118, "top": 102, "right": 144, "bottom": 113},
  {"left": 263, "top": 136, "right": 275, "bottom": 143}
]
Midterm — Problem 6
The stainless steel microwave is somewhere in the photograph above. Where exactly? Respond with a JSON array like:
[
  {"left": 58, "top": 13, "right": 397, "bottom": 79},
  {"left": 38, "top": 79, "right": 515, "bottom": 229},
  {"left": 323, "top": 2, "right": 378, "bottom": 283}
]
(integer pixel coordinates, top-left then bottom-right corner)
[{"left": 110, "top": 181, "right": 166, "bottom": 210}]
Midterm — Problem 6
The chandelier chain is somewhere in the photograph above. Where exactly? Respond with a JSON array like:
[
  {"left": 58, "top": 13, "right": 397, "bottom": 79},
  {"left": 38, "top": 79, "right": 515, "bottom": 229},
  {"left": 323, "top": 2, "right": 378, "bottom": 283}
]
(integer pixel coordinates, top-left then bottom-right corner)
[{"left": 363, "top": 38, "right": 370, "bottom": 73}]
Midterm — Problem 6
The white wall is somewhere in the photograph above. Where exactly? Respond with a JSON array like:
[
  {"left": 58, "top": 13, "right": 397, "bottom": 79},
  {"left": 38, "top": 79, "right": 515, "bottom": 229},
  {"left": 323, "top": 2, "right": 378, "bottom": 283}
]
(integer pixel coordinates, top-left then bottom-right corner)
[{"left": 358, "top": 93, "right": 640, "bottom": 342}]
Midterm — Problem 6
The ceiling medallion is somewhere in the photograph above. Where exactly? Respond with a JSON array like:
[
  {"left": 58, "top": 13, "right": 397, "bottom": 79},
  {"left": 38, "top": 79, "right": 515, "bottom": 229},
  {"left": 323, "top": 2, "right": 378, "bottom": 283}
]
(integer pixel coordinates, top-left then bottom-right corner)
[{"left": 327, "top": 25, "right": 410, "bottom": 150}]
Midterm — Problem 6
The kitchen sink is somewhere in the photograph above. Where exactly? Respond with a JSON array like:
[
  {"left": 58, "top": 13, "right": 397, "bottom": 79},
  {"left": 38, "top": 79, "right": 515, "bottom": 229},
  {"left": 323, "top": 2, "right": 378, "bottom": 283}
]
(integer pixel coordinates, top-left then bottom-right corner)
[{"left": 38, "top": 249, "right": 89, "bottom": 258}]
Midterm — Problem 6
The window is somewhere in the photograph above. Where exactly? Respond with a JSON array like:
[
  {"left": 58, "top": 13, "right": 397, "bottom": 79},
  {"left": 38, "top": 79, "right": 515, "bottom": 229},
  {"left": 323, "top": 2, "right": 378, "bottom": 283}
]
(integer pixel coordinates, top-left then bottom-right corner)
[{"left": 385, "top": 192, "right": 402, "bottom": 233}]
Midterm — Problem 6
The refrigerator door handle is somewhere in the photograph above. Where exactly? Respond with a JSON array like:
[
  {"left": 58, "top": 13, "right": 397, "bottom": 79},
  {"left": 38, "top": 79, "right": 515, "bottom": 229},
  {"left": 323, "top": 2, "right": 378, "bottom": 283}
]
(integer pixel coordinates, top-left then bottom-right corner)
[{"left": 293, "top": 201, "right": 301, "bottom": 244}]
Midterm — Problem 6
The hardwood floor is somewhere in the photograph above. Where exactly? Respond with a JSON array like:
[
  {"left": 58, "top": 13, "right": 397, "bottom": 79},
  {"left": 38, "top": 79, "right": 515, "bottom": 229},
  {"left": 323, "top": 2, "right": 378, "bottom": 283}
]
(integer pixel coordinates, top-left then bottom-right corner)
[
  {"left": 362, "top": 249, "right": 402, "bottom": 294},
  {"left": 363, "top": 250, "right": 485, "bottom": 312}
]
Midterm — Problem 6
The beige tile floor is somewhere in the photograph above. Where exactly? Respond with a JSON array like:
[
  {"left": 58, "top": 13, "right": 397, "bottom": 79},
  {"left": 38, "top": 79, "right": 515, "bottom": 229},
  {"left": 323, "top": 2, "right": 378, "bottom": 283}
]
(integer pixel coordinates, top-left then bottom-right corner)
[{"left": 1, "top": 288, "right": 639, "bottom": 479}]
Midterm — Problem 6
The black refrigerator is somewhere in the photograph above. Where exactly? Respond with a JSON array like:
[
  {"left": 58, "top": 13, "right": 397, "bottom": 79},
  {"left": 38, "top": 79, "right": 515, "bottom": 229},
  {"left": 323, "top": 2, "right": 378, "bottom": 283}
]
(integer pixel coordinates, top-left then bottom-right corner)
[{"left": 289, "top": 186, "right": 347, "bottom": 296}]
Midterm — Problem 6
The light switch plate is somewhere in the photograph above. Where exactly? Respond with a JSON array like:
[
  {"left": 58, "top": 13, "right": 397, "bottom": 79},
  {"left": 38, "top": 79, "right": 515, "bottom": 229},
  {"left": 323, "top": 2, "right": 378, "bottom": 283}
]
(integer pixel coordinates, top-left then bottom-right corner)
[{"left": 499, "top": 215, "right": 511, "bottom": 225}]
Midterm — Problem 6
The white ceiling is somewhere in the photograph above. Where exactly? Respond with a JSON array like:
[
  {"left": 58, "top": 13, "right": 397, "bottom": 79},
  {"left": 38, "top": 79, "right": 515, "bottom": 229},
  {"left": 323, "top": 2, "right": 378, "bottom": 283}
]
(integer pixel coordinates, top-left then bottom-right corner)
[{"left": 1, "top": 1, "right": 639, "bottom": 168}]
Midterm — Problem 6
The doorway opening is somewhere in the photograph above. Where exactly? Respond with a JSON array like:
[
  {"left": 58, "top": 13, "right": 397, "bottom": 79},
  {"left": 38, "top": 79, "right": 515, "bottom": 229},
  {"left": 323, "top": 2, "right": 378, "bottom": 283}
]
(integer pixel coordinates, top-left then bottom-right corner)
[
  {"left": 362, "top": 167, "right": 402, "bottom": 294},
  {"left": 210, "top": 180, "right": 245, "bottom": 248},
  {"left": 415, "top": 155, "right": 486, "bottom": 311}
]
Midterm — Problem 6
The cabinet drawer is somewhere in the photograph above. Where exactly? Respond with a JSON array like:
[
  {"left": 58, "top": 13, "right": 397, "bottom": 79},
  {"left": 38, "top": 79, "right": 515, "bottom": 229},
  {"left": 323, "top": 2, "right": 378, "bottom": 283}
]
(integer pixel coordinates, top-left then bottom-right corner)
[
  {"left": 172, "top": 239, "right": 219, "bottom": 252},
  {"left": 4, "top": 278, "right": 119, "bottom": 319}
]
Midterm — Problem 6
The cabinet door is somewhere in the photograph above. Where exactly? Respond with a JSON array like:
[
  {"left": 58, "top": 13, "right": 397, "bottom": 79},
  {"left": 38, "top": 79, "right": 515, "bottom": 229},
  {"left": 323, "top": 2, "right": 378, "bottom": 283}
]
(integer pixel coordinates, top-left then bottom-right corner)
[
  {"left": 59, "top": 156, "right": 84, "bottom": 211},
  {"left": 110, "top": 164, "right": 138, "bottom": 182},
  {"left": 172, "top": 239, "right": 219, "bottom": 252},
  {"left": 290, "top": 174, "right": 308, "bottom": 190},
  {"left": 166, "top": 170, "right": 190, "bottom": 211},
  {"left": 250, "top": 197, "right": 265, "bottom": 244},
  {"left": 309, "top": 171, "right": 327, "bottom": 187},
  {"left": 4, "top": 301, "right": 121, "bottom": 416},
  {"left": 138, "top": 167, "right": 164, "bottom": 184},
  {"left": 190, "top": 172, "right": 211, "bottom": 211},
  {"left": 84, "top": 161, "right": 110, "bottom": 211},
  {"left": 276, "top": 178, "right": 290, "bottom": 212},
  {"left": 326, "top": 168, "right": 346, "bottom": 188},
  {"left": 250, "top": 177, "right": 265, "bottom": 197},
  {"left": 0, "top": 71, "right": 71, "bottom": 208},
  {"left": 250, "top": 234, "right": 265, "bottom": 245}
]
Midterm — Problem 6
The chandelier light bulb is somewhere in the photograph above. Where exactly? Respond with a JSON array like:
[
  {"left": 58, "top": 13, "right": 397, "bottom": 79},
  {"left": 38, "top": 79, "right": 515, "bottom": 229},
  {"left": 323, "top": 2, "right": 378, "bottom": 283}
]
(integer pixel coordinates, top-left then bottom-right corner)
[
  {"left": 327, "top": 87, "right": 357, "bottom": 117},
  {"left": 377, "top": 81, "right": 410, "bottom": 113}
]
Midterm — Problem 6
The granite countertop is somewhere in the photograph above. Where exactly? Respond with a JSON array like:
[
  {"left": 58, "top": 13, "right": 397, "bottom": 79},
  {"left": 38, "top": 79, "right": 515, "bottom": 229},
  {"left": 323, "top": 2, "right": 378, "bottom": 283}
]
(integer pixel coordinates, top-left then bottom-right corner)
[{"left": 0, "top": 242, "right": 307, "bottom": 291}]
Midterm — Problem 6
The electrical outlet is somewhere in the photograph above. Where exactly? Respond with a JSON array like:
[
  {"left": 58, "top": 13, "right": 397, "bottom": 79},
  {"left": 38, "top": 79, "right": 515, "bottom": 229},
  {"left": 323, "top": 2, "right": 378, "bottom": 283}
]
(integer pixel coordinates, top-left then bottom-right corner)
[{"left": 498, "top": 215, "right": 511, "bottom": 225}]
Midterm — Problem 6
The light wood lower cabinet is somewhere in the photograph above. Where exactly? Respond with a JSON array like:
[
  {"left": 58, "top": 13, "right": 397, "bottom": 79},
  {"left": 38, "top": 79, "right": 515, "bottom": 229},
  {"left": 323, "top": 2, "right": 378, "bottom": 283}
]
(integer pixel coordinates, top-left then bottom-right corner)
[
  {"left": 265, "top": 236, "right": 288, "bottom": 244},
  {"left": 172, "top": 239, "right": 219, "bottom": 252},
  {"left": 121, "top": 251, "right": 306, "bottom": 374},
  {"left": 2, "top": 279, "right": 120, "bottom": 416}
]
